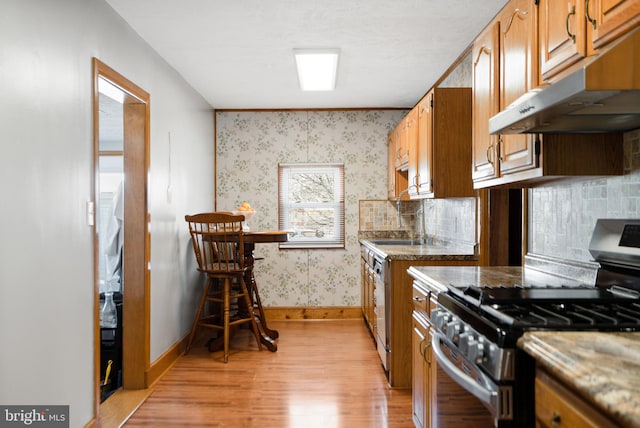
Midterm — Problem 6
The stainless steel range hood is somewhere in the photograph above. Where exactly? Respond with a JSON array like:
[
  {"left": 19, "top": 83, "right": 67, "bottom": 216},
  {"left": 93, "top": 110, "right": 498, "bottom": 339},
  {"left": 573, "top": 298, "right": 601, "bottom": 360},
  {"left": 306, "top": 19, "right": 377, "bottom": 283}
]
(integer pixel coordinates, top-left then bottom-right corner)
[{"left": 490, "top": 28, "right": 640, "bottom": 134}]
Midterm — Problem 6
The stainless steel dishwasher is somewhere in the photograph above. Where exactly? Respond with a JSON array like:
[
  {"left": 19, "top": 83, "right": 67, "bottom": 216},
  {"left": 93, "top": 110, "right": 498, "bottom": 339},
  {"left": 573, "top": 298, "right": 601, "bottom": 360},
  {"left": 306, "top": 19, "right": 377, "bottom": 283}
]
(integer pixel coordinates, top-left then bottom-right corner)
[{"left": 373, "top": 254, "right": 390, "bottom": 373}]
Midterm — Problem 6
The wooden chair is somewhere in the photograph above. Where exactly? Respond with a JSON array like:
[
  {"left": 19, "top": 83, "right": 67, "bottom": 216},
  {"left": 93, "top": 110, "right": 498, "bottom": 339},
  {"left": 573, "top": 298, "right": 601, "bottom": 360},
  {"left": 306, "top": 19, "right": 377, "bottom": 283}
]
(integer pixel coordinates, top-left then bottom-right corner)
[{"left": 184, "top": 212, "right": 263, "bottom": 362}]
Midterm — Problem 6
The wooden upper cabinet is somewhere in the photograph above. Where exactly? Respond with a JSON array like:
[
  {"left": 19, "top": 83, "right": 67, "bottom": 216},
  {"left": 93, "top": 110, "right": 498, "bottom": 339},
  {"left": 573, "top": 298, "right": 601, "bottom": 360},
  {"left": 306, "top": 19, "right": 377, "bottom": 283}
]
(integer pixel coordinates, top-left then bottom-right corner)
[
  {"left": 407, "top": 88, "right": 473, "bottom": 199},
  {"left": 472, "top": 22, "right": 500, "bottom": 183},
  {"left": 406, "top": 107, "right": 419, "bottom": 197},
  {"left": 591, "top": 0, "right": 640, "bottom": 48},
  {"left": 388, "top": 122, "right": 410, "bottom": 200},
  {"left": 396, "top": 117, "right": 409, "bottom": 169},
  {"left": 540, "top": 0, "right": 639, "bottom": 80},
  {"left": 387, "top": 132, "right": 397, "bottom": 199},
  {"left": 416, "top": 94, "right": 433, "bottom": 196},
  {"left": 499, "top": 0, "right": 538, "bottom": 175},
  {"left": 472, "top": 0, "right": 623, "bottom": 189},
  {"left": 430, "top": 88, "right": 474, "bottom": 198},
  {"left": 539, "top": 0, "right": 592, "bottom": 79}
]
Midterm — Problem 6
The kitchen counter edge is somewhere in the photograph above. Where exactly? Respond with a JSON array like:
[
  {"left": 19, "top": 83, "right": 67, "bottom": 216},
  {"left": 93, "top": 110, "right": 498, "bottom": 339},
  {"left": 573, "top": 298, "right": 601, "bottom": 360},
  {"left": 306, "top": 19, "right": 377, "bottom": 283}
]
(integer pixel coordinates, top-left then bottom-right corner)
[
  {"left": 359, "top": 239, "right": 478, "bottom": 262},
  {"left": 518, "top": 331, "right": 640, "bottom": 428}
]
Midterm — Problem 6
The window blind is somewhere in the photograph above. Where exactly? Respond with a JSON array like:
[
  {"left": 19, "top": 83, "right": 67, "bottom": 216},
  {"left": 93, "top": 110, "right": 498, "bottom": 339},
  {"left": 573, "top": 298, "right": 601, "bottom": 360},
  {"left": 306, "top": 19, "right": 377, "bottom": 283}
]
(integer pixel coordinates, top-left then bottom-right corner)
[{"left": 278, "top": 163, "right": 345, "bottom": 249}]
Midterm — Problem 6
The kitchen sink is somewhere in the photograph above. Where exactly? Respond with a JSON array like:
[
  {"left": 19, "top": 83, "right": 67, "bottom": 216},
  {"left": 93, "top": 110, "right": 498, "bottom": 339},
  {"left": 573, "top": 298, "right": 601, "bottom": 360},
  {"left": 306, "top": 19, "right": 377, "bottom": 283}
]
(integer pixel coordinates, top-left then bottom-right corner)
[{"left": 369, "top": 239, "right": 423, "bottom": 246}]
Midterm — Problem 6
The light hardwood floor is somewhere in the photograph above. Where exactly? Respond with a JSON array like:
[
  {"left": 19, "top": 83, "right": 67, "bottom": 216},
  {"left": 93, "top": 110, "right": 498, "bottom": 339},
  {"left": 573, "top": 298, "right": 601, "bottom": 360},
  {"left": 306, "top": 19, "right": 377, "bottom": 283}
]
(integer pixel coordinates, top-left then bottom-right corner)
[{"left": 123, "top": 319, "right": 413, "bottom": 427}]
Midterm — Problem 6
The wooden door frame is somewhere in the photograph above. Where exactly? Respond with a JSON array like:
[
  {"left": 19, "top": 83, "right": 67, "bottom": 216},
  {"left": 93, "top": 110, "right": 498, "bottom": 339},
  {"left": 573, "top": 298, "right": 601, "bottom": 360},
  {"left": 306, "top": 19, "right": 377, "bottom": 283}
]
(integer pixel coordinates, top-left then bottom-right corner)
[{"left": 92, "top": 58, "right": 151, "bottom": 417}]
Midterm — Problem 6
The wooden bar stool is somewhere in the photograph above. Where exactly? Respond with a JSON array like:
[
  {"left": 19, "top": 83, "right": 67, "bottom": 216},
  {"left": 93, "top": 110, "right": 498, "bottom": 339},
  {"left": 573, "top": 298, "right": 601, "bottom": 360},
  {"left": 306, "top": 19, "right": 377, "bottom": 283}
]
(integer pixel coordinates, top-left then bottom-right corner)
[{"left": 184, "top": 212, "right": 263, "bottom": 362}]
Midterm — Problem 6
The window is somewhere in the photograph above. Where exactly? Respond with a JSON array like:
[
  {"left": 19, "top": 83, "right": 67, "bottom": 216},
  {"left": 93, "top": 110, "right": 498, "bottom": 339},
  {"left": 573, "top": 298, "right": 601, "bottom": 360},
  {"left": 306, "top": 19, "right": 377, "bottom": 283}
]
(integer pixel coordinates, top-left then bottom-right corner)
[{"left": 278, "top": 163, "right": 344, "bottom": 249}]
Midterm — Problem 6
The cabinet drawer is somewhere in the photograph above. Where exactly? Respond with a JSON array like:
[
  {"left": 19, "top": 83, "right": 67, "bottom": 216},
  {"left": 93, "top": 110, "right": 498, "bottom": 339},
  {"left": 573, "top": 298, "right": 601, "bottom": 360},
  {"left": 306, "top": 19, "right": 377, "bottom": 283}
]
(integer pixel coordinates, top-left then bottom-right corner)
[{"left": 535, "top": 368, "right": 621, "bottom": 428}]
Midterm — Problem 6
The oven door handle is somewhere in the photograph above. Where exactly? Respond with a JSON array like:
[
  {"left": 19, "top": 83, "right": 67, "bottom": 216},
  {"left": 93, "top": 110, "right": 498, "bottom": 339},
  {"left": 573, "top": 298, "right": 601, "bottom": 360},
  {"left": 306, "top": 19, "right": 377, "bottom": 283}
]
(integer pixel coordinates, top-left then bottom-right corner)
[{"left": 431, "top": 331, "right": 497, "bottom": 408}]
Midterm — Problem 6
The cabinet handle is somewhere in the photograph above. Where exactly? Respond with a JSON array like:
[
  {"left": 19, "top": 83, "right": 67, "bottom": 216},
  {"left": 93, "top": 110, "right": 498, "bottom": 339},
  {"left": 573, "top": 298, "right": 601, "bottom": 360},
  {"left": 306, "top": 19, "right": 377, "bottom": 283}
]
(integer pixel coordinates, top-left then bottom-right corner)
[
  {"left": 423, "top": 339, "right": 432, "bottom": 365},
  {"left": 413, "top": 296, "right": 424, "bottom": 302},
  {"left": 566, "top": 5, "right": 576, "bottom": 43},
  {"left": 486, "top": 144, "right": 494, "bottom": 166},
  {"left": 419, "top": 337, "right": 427, "bottom": 357},
  {"left": 551, "top": 411, "right": 561, "bottom": 428},
  {"left": 585, "top": 0, "right": 597, "bottom": 30}
]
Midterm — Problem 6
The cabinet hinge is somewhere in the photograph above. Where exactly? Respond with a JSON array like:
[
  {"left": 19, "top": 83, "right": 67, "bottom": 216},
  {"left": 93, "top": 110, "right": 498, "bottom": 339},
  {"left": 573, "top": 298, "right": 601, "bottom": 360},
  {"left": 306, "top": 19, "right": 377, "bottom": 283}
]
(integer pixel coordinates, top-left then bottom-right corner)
[
  {"left": 534, "top": 0, "right": 539, "bottom": 5},
  {"left": 430, "top": 98, "right": 434, "bottom": 108},
  {"left": 534, "top": 138, "right": 541, "bottom": 155}
]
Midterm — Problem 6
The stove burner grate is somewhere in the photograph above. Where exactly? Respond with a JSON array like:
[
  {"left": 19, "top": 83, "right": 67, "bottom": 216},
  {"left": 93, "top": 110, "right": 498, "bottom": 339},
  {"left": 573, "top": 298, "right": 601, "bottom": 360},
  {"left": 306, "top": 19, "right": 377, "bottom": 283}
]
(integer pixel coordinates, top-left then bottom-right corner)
[{"left": 482, "top": 301, "right": 640, "bottom": 329}]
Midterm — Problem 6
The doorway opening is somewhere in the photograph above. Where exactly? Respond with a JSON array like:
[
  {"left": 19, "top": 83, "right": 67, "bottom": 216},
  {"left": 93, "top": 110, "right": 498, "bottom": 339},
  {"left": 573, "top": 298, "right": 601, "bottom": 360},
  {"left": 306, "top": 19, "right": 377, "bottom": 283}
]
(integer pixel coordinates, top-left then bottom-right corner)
[
  {"left": 478, "top": 188, "right": 524, "bottom": 266},
  {"left": 92, "top": 58, "right": 150, "bottom": 413}
]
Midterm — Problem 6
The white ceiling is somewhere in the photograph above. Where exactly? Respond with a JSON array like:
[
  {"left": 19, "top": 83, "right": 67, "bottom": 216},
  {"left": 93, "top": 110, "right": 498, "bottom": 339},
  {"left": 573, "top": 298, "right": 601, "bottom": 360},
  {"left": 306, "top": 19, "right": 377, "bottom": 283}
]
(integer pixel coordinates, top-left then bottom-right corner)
[{"left": 105, "top": 0, "right": 508, "bottom": 109}]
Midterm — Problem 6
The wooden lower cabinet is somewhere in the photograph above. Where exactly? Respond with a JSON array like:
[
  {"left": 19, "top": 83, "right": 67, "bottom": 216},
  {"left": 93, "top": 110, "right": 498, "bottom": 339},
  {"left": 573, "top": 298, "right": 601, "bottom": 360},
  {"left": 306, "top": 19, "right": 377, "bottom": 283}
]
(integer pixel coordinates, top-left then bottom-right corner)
[
  {"left": 387, "top": 259, "right": 476, "bottom": 388},
  {"left": 535, "top": 367, "right": 622, "bottom": 428},
  {"left": 412, "top": 313, "right": 430, "bottom": 428},
  {"left": 412, "top": 282, "right": 432, "bottom": 428},
  {"left": 360, "top": 251, "right": 375, "bottom": 336}
]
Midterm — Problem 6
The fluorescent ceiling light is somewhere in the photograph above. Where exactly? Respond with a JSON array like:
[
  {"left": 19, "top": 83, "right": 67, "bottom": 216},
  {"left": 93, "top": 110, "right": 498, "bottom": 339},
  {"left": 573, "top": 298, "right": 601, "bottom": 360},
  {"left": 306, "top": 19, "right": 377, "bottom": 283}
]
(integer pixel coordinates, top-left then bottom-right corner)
[{"left": 294, "top": 48, "right": 340, "bottom": 91}]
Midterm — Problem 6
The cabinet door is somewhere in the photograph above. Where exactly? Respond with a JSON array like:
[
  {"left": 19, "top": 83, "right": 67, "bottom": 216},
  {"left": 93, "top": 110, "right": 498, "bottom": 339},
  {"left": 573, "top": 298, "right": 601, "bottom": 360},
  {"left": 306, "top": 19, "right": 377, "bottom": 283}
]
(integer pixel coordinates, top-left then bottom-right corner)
[
  {"left": 591, "top": 0, "right": 640, "bottom": 48},
  {"left": 472, "top": 23, "right": 500, "bottom": 183},
  {"left": 412, "top": 312, "right": 430, "bottom": 428},
  {"left": 387, "top": 132, "right": 396, "bottom": 199},
  {"left": 539, "top": 0, "right": 588, "bottom": 79},
  {"left": 416, "top": 93, "right": 433, "bottom": 195},
  {"left": 360, "top": 254, "right": 377, "bottom": 334},
  {"left": 406, "top": 107, "right": 420, "bottom": 197},
  {"left": 396, "top": 117, "right": 409, "bottom": 169},
  {"left": 499, "top": 0, "right": 538, "bottom": 175}
]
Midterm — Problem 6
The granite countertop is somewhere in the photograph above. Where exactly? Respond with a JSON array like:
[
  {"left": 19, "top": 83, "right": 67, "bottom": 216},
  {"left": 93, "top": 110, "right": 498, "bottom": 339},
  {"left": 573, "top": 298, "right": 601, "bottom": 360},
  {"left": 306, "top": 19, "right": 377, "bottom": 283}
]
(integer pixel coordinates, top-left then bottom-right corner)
[
  {"left": 359, "top": 239, "right": 477, "bottom": 262},
  {"left": 406, "top": 265, "right": 586, "bottom": 293},
  {"left": 519, "top": 331, "right": 640, "bottom": 428}
]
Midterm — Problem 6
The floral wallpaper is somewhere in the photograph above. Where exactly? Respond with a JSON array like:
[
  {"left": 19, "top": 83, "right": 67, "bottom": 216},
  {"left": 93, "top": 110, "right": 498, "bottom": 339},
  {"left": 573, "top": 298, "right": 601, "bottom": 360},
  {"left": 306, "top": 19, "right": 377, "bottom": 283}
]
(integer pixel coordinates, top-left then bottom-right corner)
[{"left": 216, "top": 110, "right": 407, "bottom": 307}]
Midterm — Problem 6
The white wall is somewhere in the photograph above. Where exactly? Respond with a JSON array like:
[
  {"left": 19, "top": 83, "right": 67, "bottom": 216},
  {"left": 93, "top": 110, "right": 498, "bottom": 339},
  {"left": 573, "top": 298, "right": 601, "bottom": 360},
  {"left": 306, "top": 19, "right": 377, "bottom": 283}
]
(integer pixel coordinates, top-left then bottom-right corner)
[{"left": 0, "top": 1, "right": 214, "bottom": 426}]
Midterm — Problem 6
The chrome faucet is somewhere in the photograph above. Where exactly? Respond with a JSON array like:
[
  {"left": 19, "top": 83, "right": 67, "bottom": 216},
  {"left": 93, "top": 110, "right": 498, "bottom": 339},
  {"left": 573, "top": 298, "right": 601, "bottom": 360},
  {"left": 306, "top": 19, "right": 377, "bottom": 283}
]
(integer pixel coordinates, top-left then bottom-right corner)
[
  {"left": 417, "top": 205, "right": 426, "bottom": 244},
  {"left": 396, "top": 188, "right": 410, "bottom": 228}
]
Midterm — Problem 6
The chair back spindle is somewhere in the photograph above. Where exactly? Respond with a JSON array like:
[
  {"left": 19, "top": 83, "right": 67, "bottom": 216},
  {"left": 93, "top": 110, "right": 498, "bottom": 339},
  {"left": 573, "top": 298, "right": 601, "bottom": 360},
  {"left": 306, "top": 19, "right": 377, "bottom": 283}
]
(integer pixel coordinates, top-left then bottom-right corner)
[{"left": 185, "top": 212, "right": 245, "bottom": 275}]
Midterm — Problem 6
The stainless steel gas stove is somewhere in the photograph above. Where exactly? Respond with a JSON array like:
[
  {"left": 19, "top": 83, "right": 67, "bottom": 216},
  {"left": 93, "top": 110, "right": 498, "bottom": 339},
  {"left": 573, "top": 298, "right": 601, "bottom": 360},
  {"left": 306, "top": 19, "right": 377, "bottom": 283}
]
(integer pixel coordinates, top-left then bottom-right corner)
[{"left": 428, "top": 219, "right": 640, "bottom": 427}]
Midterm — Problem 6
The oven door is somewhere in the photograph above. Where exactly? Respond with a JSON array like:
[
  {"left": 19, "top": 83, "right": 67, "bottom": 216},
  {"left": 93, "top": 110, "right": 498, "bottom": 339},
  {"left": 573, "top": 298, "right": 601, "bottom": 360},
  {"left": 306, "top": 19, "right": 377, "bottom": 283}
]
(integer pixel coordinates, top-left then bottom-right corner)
[{"left": 430, "top": 331, "right": 512, "bottom": 428}]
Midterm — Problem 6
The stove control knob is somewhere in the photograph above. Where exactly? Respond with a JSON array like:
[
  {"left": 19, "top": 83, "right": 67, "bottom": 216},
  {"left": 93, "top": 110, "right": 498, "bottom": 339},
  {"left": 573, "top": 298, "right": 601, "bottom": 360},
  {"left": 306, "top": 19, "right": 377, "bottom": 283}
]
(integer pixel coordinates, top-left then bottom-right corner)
[
  {"left": 468, "top": 338, "right": 485, "bottom": 364},
  {"left": 432, "top": 310, "right": 451, "bottom": 331},
  {"left": 430, "top": 309, "right": 441, "bottom": 326},
  {"left": 458, "top": 331, "right": 473, "bottom": 354},
  {"left": 446, "top": 321, "right": 461, "bottom": 344}
]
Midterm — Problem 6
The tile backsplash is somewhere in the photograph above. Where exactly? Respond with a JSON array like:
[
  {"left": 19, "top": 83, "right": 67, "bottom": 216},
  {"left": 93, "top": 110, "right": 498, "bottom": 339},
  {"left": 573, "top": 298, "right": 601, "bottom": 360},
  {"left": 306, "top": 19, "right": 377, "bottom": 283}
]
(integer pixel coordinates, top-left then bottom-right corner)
[
  {"left": 359, "top": 197, "right": 477, "bottom": 245},
  {"left": 529, "top": 129, "right": 640, "bottom": 262}
]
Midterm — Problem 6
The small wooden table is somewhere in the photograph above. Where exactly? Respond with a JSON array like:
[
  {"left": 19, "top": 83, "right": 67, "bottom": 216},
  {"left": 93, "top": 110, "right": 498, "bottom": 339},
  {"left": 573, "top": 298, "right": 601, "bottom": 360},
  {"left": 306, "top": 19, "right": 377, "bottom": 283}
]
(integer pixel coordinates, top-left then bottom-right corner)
[{"left": 242, "top": 231, "right": 288, "bottom": 351}]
